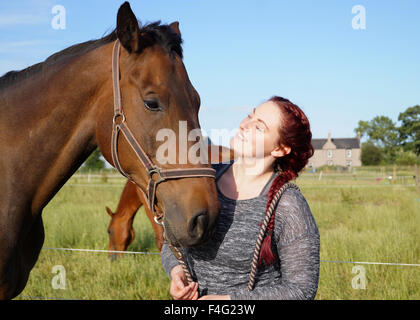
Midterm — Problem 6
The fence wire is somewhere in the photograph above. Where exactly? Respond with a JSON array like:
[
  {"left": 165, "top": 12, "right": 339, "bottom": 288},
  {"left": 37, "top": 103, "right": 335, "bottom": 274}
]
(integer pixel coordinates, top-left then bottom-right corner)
[
  {"left": 14, "top": 246, "right": 418, "bottom": 301},
  {"left": 42, "top": 247, "right": 420, "bottom": 267}
]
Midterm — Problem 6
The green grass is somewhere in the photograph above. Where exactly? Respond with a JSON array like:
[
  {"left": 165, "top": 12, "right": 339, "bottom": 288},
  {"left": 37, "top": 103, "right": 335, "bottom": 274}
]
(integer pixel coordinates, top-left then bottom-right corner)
[
  {"left": 303, "top": 185, "right": 419, "bottom": 299},
  {"left": 15, "top": 170, "right": 420, "bottom": 300}
]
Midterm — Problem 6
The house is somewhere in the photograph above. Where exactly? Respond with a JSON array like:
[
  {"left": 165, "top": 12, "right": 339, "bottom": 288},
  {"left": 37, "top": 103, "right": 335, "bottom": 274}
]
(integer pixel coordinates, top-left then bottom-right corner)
[{"left": 308, "top": 132, "right": 361, "bottom": 168}]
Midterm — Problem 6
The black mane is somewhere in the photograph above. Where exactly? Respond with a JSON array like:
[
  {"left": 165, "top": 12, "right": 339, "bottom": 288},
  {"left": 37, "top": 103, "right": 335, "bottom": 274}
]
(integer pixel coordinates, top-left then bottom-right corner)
[
  {"left": 0, "top": 20, "right": 183, "bottom": 90},
  {"left": 136, "top": 21, "right": 183, "bottom": 58}
]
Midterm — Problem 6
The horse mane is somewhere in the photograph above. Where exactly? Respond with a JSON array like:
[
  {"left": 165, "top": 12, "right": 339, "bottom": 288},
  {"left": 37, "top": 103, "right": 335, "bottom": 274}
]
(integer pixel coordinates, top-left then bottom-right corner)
[{"left": 0, "top": 20, "right": 183, "bottom": 90}]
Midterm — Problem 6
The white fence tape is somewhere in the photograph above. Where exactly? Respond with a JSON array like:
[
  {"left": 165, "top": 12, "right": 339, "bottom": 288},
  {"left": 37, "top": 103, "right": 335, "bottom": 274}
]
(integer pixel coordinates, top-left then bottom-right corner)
[{"left": 41, "top": 247, "right": 419, "bottom": 267}]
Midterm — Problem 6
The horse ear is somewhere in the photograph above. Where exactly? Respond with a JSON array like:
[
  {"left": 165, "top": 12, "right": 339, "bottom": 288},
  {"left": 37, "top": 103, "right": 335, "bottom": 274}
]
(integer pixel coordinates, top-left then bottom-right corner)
[
  {"left": 106, "top": 207, "right": 115, "bottom": 217},
  {"left": 116, "top": 2, "right": 140, "bottom": 53},
  {"left": 169, "top": 21, "right": 181, "bottom": 37}
]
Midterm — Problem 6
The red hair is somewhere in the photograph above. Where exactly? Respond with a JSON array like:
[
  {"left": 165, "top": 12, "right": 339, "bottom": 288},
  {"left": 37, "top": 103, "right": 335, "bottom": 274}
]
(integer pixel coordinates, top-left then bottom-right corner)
[{"left": 258, "top": 96, "right": 314, "bottom": 268}]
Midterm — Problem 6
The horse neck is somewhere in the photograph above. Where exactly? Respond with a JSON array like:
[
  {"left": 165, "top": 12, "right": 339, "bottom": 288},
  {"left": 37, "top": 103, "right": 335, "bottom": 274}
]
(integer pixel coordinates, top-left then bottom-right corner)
[
  {"left": 1, "top": 42, "right": 114, "bottom": 214},
  {"left": 115, "top": 182, "right": 142, "bottom": 218}
]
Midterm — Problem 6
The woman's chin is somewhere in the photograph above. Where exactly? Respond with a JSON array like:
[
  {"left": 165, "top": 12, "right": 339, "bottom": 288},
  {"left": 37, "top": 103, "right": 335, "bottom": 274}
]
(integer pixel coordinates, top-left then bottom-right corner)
[
  {"left": 231, "top": 136, "right": 251, "bottom": 157},
  {"left": 229, "top": 137, "right": 241, "bottom": 155},
  {"left": 229, "top": 136, "right": 236, "bottom": 151}
]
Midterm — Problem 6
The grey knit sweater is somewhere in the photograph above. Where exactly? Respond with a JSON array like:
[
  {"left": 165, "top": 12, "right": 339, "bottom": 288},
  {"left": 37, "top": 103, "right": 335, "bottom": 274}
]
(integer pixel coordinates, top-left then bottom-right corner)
[{"left": 160, "top": 161, "right": 320, "bottom": 300}]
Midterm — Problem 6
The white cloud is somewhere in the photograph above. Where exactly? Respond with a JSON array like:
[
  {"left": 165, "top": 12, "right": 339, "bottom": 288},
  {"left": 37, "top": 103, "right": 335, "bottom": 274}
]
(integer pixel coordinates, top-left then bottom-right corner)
[
  {"left": 0, "top": 40, "right": 56, "bottom": 57},
  {"left": 0, "top": 14, "right": 48, "bottom": 26},
  {"left": 0, "top": 0, "right": 58, "bottom": 27},
  {"left": 0, "top": 40, "right": 46, "bottom": 48}
]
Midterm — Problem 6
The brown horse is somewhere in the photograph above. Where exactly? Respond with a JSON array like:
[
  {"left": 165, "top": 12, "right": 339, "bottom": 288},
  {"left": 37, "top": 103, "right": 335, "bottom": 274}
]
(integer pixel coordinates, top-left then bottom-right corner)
[
  {"left": 0, "top": 2, "right": 220, "bottom": 299},
  {"left": 106, "top": 180, "right": 165, "bottom": 258},
  {"left": 106, "top": 143, "right": 233, "bottom": 259}
]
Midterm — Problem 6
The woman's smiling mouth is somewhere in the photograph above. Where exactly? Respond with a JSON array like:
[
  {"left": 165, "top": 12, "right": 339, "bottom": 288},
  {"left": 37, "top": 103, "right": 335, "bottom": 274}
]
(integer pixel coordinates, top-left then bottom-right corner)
[{"left": 236, "top": 130, "right": 247, "bottom": 142}]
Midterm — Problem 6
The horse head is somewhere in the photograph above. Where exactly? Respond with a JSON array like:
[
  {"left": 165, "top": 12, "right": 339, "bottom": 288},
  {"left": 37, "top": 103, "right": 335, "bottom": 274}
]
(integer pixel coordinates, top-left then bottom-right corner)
[{"left": 96, "top": 2, "right": 219, "bottom": 248}]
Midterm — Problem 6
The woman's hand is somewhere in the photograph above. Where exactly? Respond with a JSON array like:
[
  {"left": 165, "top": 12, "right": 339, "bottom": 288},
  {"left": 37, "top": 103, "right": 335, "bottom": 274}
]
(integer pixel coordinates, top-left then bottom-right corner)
[
  {"left": 169, "top": 265, "right": 199, "bottom": 300},
  {"left": 198, "top": 295, "right": 231, "bottom": 300}
]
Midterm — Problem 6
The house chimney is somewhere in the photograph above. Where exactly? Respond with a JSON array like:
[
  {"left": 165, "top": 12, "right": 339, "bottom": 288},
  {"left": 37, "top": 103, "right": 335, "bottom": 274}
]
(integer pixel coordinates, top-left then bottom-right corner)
[
  {"left": 357, "top": 131, "right": 361, "bottom": 141},
  {"left": 327, "top": 131, "right": 331, "bottom": 142}
]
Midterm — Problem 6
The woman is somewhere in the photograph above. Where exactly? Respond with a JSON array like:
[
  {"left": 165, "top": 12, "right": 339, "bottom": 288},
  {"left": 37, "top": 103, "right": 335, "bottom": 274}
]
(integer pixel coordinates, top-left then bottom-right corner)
[{"left": 161, "top": 96, "right": 320, "bottom": 300}]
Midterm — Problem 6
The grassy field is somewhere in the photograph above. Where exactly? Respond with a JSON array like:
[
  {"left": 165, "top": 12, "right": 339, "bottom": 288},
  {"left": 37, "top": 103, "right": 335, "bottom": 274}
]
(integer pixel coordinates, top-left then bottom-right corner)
[{"left": 15, "top": 167, "right": 420, "bottom": 300}]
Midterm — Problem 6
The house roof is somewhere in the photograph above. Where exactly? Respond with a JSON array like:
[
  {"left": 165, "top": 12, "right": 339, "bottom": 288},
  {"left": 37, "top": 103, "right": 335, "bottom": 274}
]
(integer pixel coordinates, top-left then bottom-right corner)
[{"left": 312, "top": 138, "right": 360, "bottom": 150}]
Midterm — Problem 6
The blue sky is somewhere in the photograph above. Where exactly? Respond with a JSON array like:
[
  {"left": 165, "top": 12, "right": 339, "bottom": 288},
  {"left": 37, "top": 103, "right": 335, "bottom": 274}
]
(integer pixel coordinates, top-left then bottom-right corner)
[{"left": 1, "top": 0, "right": 419, "bottom": 144}]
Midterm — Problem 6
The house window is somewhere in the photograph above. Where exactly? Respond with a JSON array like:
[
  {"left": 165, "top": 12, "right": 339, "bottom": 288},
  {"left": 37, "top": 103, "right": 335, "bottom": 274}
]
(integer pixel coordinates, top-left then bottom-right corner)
[
  {"left": 346, "top": 160, "right": 352, "bottom": 167},
  {"left": 346, "top": 149, "right": 352, "bottom": 158},
  {"left": 308, "top": 162, "right": 313, "bottom": 168},
  {"left": 328, "top": 160, "right": 333, "bottom": 166},
  {"left": 327, "top": 150, "right": 333, "bottom": 158}
]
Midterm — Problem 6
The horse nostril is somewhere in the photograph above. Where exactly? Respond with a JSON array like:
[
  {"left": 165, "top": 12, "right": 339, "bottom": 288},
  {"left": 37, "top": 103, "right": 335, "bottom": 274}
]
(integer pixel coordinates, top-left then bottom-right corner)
[{"left": 188, "top": 211, "right": 209, "bottom": 240}]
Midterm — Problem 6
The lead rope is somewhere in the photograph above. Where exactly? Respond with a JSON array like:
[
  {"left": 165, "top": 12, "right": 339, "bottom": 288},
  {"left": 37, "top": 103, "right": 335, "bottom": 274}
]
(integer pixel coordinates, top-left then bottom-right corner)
[
  {"left": 156, "top": 209, "right": 194, "bottom": 283},
  {"left": 247, "top": 182, "right": 300, "bottom": 291},
  {"left": 167, "top": 241, "right": 194, "bottom": 284}
]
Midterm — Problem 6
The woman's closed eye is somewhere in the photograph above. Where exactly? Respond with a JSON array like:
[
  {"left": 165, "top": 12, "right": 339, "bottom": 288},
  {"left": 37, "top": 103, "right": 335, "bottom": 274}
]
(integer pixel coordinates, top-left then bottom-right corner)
[{"left": 247, "top": 114, "right": 264, "bottom": 131}]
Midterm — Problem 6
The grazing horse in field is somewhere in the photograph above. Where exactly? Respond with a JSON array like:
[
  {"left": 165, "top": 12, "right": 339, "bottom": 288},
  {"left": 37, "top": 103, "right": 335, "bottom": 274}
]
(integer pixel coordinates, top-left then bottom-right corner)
[
  {"left": 106, "top": 180, "right": 165, "bottom": 257},
  {"left": 0, "top": 2, "right": 220, "bottom": 299},
  {"left": 106, "top": 143, "right": 234, "bottom": 258}
]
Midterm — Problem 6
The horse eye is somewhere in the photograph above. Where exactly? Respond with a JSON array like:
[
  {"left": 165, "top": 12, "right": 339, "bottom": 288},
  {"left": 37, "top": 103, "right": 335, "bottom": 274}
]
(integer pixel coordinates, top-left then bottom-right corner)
[{"left": 144, "top": 100, "right": 162, "bottom": 111}]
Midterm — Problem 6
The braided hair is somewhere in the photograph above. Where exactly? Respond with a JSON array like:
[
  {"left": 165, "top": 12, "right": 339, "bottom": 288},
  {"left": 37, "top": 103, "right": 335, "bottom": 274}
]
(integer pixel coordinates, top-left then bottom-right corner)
[{"left": 258, "top": 96, "right": 314, "bottom": 267}]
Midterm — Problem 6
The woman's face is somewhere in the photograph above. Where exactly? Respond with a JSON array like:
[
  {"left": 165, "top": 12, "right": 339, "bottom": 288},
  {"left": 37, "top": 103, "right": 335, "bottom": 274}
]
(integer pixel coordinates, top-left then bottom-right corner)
[{"left": 230, "top": 101, "right": 288, "bottom": 160}]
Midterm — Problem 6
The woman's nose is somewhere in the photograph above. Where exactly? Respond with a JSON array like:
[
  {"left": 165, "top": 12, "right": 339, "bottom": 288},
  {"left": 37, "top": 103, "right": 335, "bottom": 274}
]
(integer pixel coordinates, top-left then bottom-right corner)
[{"left": 240, "top": 118, "right": 251, "bottom": 130}]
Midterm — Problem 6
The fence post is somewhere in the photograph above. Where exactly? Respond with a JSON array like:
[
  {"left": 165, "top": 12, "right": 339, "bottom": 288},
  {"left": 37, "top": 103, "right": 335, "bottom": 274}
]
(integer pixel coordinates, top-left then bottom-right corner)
[
  {"left": 415, "top": 164, "right": 419, "bottom": 191},
  {"left": 393, "top": 164, "right": 397, "bottom": 184}
]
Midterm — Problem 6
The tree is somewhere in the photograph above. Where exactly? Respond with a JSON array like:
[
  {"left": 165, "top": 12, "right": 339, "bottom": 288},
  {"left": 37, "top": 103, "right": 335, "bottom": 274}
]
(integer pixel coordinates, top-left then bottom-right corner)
[
  {"left": 395, "top": 149, "right": 419, "bottom": 165},
  {"left": 83, "top": 148, "right": 105, "bottom": 171},
  {"left": 361, "top": 141, "right": 383, "bottom": 165},
  {"left": 398, "top": 105, "right": 420, "bottom": 156},
  {"left": 355, "top": 116, "right": 400, "bottom": 163},
  {"left": 354, "top": 120, "right": 370, "bottom": 140}
]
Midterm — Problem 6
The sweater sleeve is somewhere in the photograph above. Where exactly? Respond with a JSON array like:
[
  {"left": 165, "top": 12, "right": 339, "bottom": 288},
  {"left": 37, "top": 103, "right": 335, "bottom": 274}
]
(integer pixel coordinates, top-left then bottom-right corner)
[
  {"left": 228, "top": 188, "right": 320, "bottom": 300},
  {"left": 160, "top": 240, "right": 181, "bottom": 279}
]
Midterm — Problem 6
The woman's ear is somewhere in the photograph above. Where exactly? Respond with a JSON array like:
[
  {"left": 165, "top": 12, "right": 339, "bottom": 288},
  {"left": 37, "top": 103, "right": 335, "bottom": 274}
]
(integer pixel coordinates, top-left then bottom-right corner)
[{"left": 271, "top": 144, "right": 291, "bottom": 158}]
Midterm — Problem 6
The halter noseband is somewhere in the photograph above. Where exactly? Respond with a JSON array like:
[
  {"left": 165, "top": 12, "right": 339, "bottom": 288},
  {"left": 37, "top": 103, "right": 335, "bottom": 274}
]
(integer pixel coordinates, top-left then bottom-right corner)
[{"left": 110, "top": 39, "right": 216, "bottom": 225}]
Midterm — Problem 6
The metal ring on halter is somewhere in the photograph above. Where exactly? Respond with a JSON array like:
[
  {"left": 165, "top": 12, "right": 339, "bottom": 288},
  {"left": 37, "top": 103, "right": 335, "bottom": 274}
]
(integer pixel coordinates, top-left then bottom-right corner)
[
  {"left": 148, "top": 167, "right": 165, "bottom": 182},
  {"left": 113, "top": 113, "right": 126, "bottom": 125}
]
